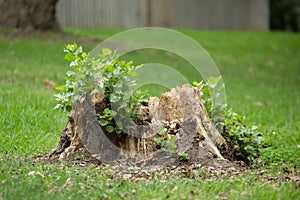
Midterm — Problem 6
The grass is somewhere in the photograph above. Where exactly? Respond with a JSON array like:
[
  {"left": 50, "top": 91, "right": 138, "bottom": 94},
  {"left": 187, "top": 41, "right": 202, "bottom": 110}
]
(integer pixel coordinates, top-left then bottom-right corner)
[
  {"left": 0, "top": 29, "right": 299, "bottom": 199},
  {"left": 1, "top": 156, "right": 298, "bottom": 200}
]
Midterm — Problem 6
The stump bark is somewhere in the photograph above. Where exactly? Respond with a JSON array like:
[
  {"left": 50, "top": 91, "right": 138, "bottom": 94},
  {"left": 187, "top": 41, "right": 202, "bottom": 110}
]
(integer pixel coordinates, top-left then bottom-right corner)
[{"left": 50, "top": 84, "right": 228, "bottom": 166}]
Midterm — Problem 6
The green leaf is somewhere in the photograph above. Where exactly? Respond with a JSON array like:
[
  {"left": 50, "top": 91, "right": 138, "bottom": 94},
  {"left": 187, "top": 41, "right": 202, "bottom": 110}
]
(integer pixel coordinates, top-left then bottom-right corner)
[
  {"left": 54, "top": 104, "right": 61, "bottom": 110},
  {"left": 110, "top": 94, "right": 121, "bottom": 103},
  {"left": 64, "top": 53, "right": 75, "bottom": 62},
  {"left": 109, "top": 110, "right": 117, "bottom": 117},
  {"left": 135, "top": 64, "right": 143, "bottom": 70},
  {"left": 74, "top": 46, "right": 83, "bottom": 55},
  {"left": 207, "top": 76, "right": 221, "bottom": 88},
  {"left": 65, "top": 43, "right": 77, "bottom": 52},
  {"left": 66, "top": 70, "right": 75, "bottom": 77},
  {"left": 81, "top": 52, "right": 87, "bottom": 58},
  {"left": 99, "top": 119, "right": 109, "bottom": 126},
  {"left": 70, "top": 60, "right": 79, "bottom": 67},
  {"left": 192, "top": 81, "right": 199, "bottom": 86},
  {"left": 178, "top": 152, "right": 189, "bottom": 161},
  {"left": 106, "top": 125, "right": 115, "bottom": 133},
  {"left": 253, "top": 137, "right": 262, "bottom": 145},
  {"left": 105, "top": 65, "right": 115, "bottom": 72},
  {"left": 128, "top": 70, "right": 138, "bottom": 76},
  {"left": 77, "top": 73, "right": 86, "bottom": 79},
  {"left": 55, "top": 85, "right": 67, "bottom": 91},
  {"left": 158, "top": 127, "right": 167, "bottom": 135},
  {"left": 102, "top": 48, "right": 112, "bottom": 56}
]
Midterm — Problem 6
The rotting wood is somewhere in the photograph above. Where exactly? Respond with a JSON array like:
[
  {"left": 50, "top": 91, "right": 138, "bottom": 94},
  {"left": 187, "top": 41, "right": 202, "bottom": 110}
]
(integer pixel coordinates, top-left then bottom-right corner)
[{"left": 50, "top": 84, "right": 228, "bottom": 166}]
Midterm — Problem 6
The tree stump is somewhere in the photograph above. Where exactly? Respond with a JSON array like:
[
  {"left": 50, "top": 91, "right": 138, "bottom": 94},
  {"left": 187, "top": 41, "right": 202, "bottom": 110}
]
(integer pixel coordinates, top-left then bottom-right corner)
[
  {"left": 50, "top": 84, "right": 228, "bottom": 167},
  {"left": 0, "top": 0, "right": 60, "bottom": 31}
]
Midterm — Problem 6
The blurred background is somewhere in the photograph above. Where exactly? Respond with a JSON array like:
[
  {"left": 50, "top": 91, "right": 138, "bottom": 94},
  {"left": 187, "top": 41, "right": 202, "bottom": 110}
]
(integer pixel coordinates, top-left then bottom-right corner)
[{"left": 0, "top": 0, "right": 299, "bottom": 32}]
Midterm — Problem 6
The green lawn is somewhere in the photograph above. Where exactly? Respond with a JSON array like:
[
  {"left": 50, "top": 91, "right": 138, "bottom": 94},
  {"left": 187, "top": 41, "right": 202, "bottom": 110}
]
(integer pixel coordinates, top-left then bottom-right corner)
[{"left": 0, "top": 29, "right": 299, "bottom": 199}]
